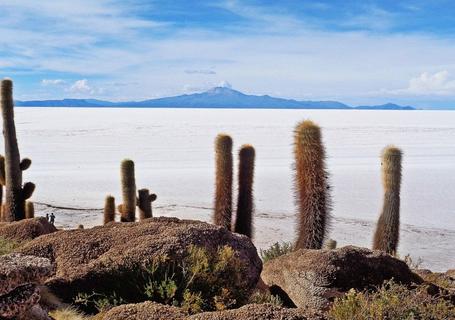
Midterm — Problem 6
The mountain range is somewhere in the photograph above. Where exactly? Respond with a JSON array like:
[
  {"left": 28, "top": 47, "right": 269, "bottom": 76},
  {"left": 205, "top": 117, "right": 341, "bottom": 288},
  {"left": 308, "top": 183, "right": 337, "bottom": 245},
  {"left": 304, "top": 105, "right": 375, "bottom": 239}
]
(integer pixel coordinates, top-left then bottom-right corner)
[{"left": 15, "top": 86, "right": 415, "bottom": 110}]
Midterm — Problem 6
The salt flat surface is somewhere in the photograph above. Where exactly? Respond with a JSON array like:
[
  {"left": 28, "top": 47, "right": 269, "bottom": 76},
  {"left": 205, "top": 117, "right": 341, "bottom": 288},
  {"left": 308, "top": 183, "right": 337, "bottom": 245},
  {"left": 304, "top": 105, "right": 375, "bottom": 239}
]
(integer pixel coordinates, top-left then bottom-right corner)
[{"left": 8, "top": 108, "right": 455, "bottom": 271}]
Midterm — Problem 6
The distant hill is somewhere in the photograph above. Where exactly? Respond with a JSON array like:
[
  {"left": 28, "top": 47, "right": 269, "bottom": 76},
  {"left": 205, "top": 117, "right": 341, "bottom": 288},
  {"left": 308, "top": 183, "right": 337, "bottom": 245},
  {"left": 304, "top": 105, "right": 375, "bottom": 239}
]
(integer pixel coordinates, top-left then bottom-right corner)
[{"left": 15, "top": 87, "right": 415, "bottom": 110}]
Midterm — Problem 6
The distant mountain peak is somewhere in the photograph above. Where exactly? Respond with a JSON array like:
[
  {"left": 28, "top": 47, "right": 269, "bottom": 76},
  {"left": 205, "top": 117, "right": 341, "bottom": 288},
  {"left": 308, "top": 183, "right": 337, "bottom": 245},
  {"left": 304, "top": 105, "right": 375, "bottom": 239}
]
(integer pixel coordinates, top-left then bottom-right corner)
[{"left": 15, "top": 88, "right": 415, "bottom": 110}]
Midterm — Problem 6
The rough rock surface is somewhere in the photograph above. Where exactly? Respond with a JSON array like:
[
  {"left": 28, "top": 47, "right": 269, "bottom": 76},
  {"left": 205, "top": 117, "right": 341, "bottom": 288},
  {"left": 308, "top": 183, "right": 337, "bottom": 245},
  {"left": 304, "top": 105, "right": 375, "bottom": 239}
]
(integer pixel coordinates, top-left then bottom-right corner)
[
  {"left": 0, "top": 217, "right": 57, "bottom": 242},
  {"left": 262, "top": 246, "right": 423, "bottom": 310},
  {"left": 0, "top": 254, "right": 53, "bottom": 319},
  {"left": 99, "top": 302, "right": 319, "bottom": 320},
  {"left": 19, "top": 217, "right": 262, "bottom": 302}
]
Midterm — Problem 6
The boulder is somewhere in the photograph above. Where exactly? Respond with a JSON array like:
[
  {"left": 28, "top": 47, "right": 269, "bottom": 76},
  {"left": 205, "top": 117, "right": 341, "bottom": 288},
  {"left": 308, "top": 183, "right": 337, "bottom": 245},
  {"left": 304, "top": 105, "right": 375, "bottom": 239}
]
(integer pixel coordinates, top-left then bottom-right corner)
[
  {"left": 0, "top": 253, "right": 53, "bottom": 319},
  {"left": 99, "top": 302, "right": 320, "bottom": 320},
  {"left": 19, "top": 217, "right": 262, "bottom": 304},
  {"left": 262, "top": 246, "right": 423, "bottom": 310},
  {"left": 0, "top": 217, "right": 57, "bottom": 242},
  {"left": 98, "top": 301, "right": 187, "bottom": 320}
]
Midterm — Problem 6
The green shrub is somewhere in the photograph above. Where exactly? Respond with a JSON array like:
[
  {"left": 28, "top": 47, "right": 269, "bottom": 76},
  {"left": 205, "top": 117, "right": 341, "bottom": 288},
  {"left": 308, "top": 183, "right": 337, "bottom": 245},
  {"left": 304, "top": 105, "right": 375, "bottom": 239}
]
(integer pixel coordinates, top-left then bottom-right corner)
[
  {"left": 248, "top": 291, "right": 283, "bottom": 306},
  {"left": 74, "top": 245, "right": 249, "bottom": 314},
  {"left": 260, "top": 242, "right": 294, "bottom": 263},
  {"left": 0, "top": 237, "right": 19, "bottom": 255},
  {"left": 328, "top": 280, "right": 455, "bottom": 320}
]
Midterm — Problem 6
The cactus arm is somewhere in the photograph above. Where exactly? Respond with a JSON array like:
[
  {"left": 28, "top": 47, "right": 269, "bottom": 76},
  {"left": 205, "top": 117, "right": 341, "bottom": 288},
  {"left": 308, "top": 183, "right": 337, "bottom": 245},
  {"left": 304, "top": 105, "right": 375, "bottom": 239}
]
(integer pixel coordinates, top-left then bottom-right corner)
[{"left": 19, "top": 158, "right": 32, "bottom": 171}]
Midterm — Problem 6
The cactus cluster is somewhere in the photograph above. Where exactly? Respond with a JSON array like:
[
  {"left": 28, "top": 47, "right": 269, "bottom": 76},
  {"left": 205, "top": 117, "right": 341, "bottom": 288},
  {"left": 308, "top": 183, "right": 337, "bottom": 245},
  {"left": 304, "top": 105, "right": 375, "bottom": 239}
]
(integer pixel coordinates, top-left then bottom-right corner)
[
  {"left": 0, "top": 80, "right": 35, "bottom": 222},
  {"left": 213, "top": 134, "right": 256, "bottom": 239},
  {"left": 103, "top": 159, "right": 157, "bottom": 224}
]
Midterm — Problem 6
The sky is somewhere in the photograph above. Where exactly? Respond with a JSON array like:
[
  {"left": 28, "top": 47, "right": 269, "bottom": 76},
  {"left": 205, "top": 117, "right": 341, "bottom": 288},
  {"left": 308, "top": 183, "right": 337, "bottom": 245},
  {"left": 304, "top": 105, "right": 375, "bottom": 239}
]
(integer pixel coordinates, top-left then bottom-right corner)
[{"left": 1, "top": 0, "right": 455, "bottom": 108}]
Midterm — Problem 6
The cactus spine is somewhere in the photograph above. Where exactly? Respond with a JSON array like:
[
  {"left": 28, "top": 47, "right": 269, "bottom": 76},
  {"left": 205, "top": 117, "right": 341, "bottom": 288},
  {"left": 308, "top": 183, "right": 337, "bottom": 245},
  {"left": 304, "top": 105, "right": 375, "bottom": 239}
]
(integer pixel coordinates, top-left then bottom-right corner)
[
  {"left": 234, "top": 144, "right": 255, "bottom": 238},
  {"left": 137, "top": 188, "right": 157, "bottom": 221},
  {"left": 25, "top": 201, "right": 34, "bottom": 219},
  {"left": 1, "top": 80, "right": 35, "bottom": 221},
  {"left": 119, "top": 159, "right": 136, "bottom": 222},
  {"left": 214, "top": 134, "right": 233, "bottom": 230},
  {"left": 294, "top": 120, "right": 331, "bottom": 250},
  {"left": 373, "top": 146, "right": 402, "bottom": 255},
  {"left": 104, "top": 195, "right": 116, "bottom": 224}
]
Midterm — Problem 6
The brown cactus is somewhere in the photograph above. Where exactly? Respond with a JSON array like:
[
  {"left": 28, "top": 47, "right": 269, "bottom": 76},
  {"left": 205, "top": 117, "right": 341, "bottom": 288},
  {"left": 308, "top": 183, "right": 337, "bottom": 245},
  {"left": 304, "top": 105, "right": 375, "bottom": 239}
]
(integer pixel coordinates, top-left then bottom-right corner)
[
  {"left": 119, "top": 159, "right": 136, "bottom": 222},
  {"left": 25, "top": 201, "right": 34, "bottom": 219},
  {"left": 373, "top": 146, "right": 402, "bottom": 255},
  {"left": 213, "top": 134, "right": 233, "bottom": 230},
  {"left": 234, "top": 145, "right": 255, "bottom": 238},
  {"left": 294, "top": 120, "right": 331, "bottom": 250},
  {"left": 137, "top": 188, "right": 157, "bottom": 221},
  {"left": 1, "top": 79, "right": 35, "bottom": 221},
  {"left": 104, "top": 195, "right": 116, "bottom": 224}
]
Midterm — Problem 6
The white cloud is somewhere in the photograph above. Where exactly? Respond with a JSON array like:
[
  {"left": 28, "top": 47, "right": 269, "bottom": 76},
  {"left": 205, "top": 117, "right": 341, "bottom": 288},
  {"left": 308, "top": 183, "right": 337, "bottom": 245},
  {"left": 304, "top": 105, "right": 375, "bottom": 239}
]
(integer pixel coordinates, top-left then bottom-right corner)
[
  {"left": 68, "top": 79, "right": 96, "bottom": 94},
  {"left": 385, "top": 71, "right": 455, "bottom": 96},
  {"left": 41, "top": 79, "right": 66, "bottom": 86}
]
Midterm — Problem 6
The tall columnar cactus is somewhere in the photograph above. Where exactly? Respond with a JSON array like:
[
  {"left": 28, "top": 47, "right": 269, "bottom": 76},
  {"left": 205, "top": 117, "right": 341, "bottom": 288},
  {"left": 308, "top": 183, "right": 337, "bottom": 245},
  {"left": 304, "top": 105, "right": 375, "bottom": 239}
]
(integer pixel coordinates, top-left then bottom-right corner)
[
  {"left": 0, "top": 155, "right": 4, "bottom": 221},
  {"left": 294, "top": 120, "right": 331, "bottom": 250},
  {"left": 373, "top": 146, "right": 402, "bottom": 255},
  {"left": 1, "top": 79, "right": 35, "bottom": 221},
  {"left": 25, "top": 201, "right": 34, "bottom": 219},
  {"left": 119, "top": 159, "right": 136, "bottom": 222},
  {"left": 234, "top": 144, "right": 255, "bottom": 238},
  {"left": 213, "top": 134, "right": 233, "bottom": 230},
  {"left": 137, "top": 188, "right": 157, "bottom": 221},
  {"left": 104, "top": 195, "right": 116, "bottom": 225}
]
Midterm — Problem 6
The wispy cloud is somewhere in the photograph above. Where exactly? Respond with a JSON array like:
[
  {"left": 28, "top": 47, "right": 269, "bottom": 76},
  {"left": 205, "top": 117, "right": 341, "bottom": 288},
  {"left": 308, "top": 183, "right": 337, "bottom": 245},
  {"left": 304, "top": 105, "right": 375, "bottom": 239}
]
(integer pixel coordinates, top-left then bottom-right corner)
[
  {"left": 385, "top": 71, "right": 455, "bottom": 96},
  {"left": 41, "top": 79, "right": 66, "bottom": 86}
]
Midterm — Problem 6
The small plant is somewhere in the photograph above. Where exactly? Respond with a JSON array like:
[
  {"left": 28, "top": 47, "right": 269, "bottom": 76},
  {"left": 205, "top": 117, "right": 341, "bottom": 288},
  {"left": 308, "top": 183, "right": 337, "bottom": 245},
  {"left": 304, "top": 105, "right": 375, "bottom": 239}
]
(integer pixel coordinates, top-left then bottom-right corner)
[
  {"left": 260, "top": 242, "right": 294, "bottom": 263},
  {"left": 0, "top": 237, "right": 19, "bottom": 255},
  {"left": 74, "top": 291, "right": 125, "bottom": 313},
  {"left": 49, "top": 307, "right": 90, "bottom": 320},
  {"left": 403, "top": 254, "right": 423, "bottom": 270},
  {"left": 328, "top": 279, "right": 455, "bottom": 320},
  {"left": 213, "top": 134, "right": 233, "bottom": 230},
  {"left": 373, "top": 146, "right": 402, "bottom": 255},
  {"left": 73, "top": 245, "right": 249, "bottom": 315},
  {"left": 234, "top": 144, "right": 255, "bottom": 238},
  {"left": 294, "top": 120, "right": 331, "bottom": 250},
  {"left": 249, "top": 290, "right": 283, "bottom": 306}
]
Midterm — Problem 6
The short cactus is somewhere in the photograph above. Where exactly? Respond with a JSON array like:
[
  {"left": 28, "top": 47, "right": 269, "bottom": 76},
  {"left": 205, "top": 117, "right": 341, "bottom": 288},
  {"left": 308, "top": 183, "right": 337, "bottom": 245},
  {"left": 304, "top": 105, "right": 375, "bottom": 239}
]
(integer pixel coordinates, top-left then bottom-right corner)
[
  {"left": 25, "top": 201, "right": 34, "bottom": 219},
  {"left": 373, "top": 146, "right": 402, "bottom": 255},
  {"left": 0, "top": 80, "right": 35, "bottom": 221},
  {"left": 213, "top": 134, "right": 233, "bottom": 230},
  {"left": 294, "top": 120, "right": 331, "bottom": 250},
  {"left": 137, "top": 188, "right": 157, "bottom": 221},
  {"left": 234, "top": 144, "right": 255, "bottom": 238},
  {"left": 323, "top": 239, "right": 337, "bottom": 250},
  {"left": 119, "top": 159, "right": 136, "bottom": 222},
  {"left": 104, "top": 195, "right": 116, "bottom": 224}
]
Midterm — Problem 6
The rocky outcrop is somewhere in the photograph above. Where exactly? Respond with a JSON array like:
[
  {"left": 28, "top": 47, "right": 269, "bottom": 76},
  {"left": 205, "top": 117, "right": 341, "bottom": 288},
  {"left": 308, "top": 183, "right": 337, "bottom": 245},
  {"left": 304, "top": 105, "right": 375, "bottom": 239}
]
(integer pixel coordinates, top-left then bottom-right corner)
[
  {"left": 98, "top": 302, "right": 320, "bottom": 320},
  {"left": 0, "top": 217, "right": 57, "bottom": 242},
  {"left": 0, "top": 253, "right": 53, "bottom": 319},
  {"left": 19, "top": 217, "right": 262, "bottom": 303},
  {"left": 262, "top": 246, "right": 423, "bottom": 310}
]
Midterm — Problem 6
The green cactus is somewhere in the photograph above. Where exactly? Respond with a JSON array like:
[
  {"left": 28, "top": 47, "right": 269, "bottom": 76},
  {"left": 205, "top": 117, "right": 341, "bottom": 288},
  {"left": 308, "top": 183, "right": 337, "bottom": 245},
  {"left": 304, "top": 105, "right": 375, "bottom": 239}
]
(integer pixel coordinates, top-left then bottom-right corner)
[
  {"left": 234, "top": 144, "right": 255, "bottom": 238},
  {"left": 25, "top": 201, "right": 34, "bottom": 219},
  {"left": 104, "top": 195, "right": 116, "bottom": 225},
  {"left": 294, "top": 120, "right": 331, "bottom": 250},
  {"left": 373, "top": 146, "right": 402, "bottom": 255},
  {"left": 0, "top": 80, "right": 35, "bottom": 221},
  {"left": 119, "top": 159, "right": 136, "bottom": 222},
  {"left": 213, "top": 134, "right": 233, "bottom": 230},
  {"left": 137, "top": 188, "right": 157, "bottom": 221}
]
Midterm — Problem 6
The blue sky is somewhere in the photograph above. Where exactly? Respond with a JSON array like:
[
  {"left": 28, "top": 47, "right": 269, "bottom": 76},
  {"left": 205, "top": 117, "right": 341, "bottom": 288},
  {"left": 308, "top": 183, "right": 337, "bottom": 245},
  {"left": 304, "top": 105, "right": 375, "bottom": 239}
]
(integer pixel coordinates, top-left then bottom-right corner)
[{"left": 1, "top": 0, "right": 455, "bottom": 107}]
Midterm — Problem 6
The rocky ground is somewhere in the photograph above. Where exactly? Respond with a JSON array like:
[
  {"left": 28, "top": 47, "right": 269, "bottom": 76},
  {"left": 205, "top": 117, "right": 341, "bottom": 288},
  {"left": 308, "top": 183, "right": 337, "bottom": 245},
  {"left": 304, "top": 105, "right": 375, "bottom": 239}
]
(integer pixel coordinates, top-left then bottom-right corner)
[{"left": 0, "top": 217, "right": 454, "bottom": 319}]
